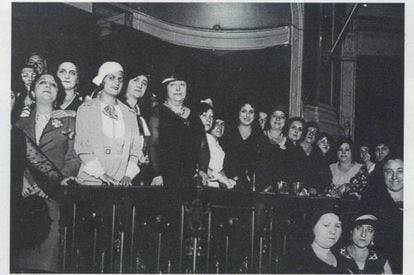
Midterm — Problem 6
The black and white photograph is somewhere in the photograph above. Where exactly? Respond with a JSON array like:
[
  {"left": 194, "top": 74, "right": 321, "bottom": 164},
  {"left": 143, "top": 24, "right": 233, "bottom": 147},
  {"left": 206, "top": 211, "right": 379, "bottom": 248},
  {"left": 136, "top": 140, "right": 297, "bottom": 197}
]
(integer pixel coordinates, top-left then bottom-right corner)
[{"left": 8, "top": 1, "right": 406, "bottom": 274}]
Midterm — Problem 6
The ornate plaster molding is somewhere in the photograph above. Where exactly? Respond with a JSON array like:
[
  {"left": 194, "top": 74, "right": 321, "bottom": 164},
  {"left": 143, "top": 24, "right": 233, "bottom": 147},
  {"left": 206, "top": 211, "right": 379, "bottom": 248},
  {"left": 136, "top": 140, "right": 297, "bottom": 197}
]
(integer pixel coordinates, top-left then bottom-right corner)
[{"left": 129, "top": 11, "right": 290, "bottom": 51}]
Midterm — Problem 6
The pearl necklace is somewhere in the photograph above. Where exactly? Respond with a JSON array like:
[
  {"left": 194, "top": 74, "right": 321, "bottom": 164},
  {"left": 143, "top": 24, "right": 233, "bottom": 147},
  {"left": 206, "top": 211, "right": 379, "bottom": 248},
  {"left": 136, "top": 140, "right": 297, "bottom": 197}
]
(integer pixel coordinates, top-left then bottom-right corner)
[{"left": 164, "top": 102, "right": 186, "bottom": 117}]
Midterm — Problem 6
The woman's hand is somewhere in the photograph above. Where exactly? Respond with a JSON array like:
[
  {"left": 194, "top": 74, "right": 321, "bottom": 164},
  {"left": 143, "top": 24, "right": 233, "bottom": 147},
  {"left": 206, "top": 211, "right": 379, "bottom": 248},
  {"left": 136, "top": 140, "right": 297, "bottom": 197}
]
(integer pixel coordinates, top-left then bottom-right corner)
[
  {"left": 150, "top": 176, "right": 164, "bottom": 186},
  {"left": 22, "top": 180, "right": 48, "bottom": 199},
  {"left": 51, "top": 110, "right": 76, "bottom": 119},
  {"left": 225, "top": 179, "right": 237, "bottom": 189},
  {"left": 20, "top": 105, "right": 31, "bottom": 118},
  {"left": 99, "top": 173, "right": 120, "bottom": 186},
  {"left": 120, "top": 176, "right": 132, "bottom": 186},
  {"left": 198, "top": 170, "right": 209, "bottom": 186},
  {"left": 60, "top": 176, "right": 83, "bottom": 186},
  {"left": 138, "top": 154, "right": 150, "bottom": 166}
]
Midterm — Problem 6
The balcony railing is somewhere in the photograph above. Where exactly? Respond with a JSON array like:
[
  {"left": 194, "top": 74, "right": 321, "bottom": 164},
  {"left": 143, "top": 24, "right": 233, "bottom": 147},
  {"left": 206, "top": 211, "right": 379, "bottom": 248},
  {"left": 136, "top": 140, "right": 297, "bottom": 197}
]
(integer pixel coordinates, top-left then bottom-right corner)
[{"left": 58, "top": 186, "right": 358, "bottom": 273}]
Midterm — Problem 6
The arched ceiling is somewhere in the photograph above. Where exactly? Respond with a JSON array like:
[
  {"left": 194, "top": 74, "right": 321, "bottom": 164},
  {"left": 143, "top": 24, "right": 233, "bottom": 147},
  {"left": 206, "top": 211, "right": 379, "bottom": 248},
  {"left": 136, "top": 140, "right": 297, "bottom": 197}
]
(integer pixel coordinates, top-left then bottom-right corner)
[
  {"left": 94, "top": 3, "right": 295, "bottom": 51},
  {"left": 124, "top": 3, "right": 291, "bottom": 30}
]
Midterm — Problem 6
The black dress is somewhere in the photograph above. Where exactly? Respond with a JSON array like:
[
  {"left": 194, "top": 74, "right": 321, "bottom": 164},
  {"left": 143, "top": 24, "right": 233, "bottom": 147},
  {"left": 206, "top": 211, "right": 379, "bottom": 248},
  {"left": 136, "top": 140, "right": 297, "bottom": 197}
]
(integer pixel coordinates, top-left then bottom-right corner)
[
  {"left": 255, "top": 137, "right": 287, "bottom": 191},
  {"left": 338, "top": 246, "right": 388, "bottom": 274},
  {"left": 62, "top": 93, "right": 84, "bottom": 111},
  {"left": 282, "top": 139, "right": 305, "bottom": 183},
  {"left": 363, "top": 182, "right": 403, "bottom": 274},
  {"left": 148, "top": 105, "right": 209, "bottom": 190},
  {"left": 222, "top": 124, "right": 266, "bottom": 191},
  {"left": 292, "top": 245, "right": 350, "bottom": 274},
  {"left": 301, "top": 146, "right": 333, "bottom": 194}
]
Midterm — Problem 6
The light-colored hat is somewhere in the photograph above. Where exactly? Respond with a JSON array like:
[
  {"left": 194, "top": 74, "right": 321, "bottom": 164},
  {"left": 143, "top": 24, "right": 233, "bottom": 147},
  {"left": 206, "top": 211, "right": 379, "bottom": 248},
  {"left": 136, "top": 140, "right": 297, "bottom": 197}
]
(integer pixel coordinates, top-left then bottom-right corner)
[{"left": 92, "top": 62, "right": 123, "bottom": 86}]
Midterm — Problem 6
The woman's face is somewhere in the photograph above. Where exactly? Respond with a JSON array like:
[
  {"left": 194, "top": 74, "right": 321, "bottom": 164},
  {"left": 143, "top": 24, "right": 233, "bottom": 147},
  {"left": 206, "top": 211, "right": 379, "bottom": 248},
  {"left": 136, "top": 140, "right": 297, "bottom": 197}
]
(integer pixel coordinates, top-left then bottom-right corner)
[
  {"left": 126, "top": 75, "right": 148, "bottom": 100},
  {"left": 57, "top": 62, "right": 78, "bottom": 91},
  {"left": 166, "top": 80, "right": 187, "bottom": 103},
  {"left": 374, "top": 144, "right": 390, "bottom": 162},
  {"left": 337, "top": 142, "right": 352, "bottom": 163},
  {"left": 34, "top": 74, "right": 58, "bottom": 105},
  {"left": 239, "top": 104, "right": 255, "bottom": 126},
  {"left": 11, "top": 91, "right": 16, "bottom": 110},
  {"left": 21, "top": 67, "right": 36, "bottom": 89},
  {"left": 287, "top": 120, "right": 304, "bottom": 142},
  {"left": 102, "top": 71, "right": 123, "bottom": 96},
  {"left": 269, "top": 110, "right": 286, "bottom": 130},
  {"left": 313, "top": 213, "right": 342, "bottom": 249},
  {"left": 200, "top": 109, "right": 214, "bottom": 132},
  {"left": 351, "top": 224, "right": 374, "bottom": 248},
  {"left": 27, "top": 54, "right": 46, "bottom": 74},
  {"left": 304, "top": 126, "right": 318, "bottom": 144},
  {"left": 317, "top": 137, "right": 331, "bottom": 154},
  {"left": 211, "top": 119, "right": 225, "bottom": 139},
  {"left": 359, "top": 146, "right": 371, "bottom": 163}
]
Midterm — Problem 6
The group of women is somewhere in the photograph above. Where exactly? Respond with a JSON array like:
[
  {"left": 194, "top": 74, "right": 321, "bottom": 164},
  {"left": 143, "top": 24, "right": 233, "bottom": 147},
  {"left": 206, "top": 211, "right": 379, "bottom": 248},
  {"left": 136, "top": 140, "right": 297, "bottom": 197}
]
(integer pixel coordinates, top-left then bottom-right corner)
[{"left": 10, "top": 56, "right": 402, "bottom": 273}]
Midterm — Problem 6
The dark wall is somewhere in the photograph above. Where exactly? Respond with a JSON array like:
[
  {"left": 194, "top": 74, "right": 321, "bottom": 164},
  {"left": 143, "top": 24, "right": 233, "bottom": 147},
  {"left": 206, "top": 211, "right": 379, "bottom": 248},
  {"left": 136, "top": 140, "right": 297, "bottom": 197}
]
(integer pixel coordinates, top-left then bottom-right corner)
[
  {"left": 12, "top": 3, "right": 291, "bottom": 120},
  {"left": 12, "top": 3, "right": 101, "bottom": 94},
  {"left": 355, "top": 55, "right": 403, "bottom": 153}
]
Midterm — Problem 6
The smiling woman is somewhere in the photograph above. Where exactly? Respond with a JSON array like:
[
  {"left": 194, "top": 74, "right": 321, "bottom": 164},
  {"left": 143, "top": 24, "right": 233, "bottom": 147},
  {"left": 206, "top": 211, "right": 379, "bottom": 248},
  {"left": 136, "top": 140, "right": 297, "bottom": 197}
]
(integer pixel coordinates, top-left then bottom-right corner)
[
  {"left": 221, "top": 100, "right": 266, "bottom": 190},
  {"left": 74, "top": 62, "right": 144, "bottom": 186}
]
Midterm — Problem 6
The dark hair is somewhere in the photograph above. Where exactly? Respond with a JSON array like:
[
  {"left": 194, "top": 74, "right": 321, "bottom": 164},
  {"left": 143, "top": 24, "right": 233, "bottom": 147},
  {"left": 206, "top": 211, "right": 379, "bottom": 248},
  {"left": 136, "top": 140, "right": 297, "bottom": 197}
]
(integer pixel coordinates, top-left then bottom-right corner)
[
  {"left": 282, "top": 116, "right": 306, "bottom": 142},
  {"left": 305, "top": 203, "right": 342, "bottom": 244},
  {"left": 335, "top": 137, "right": 357, "bottom": 162},
  {"left": 357, "top": 144, "right": 374, "bottom": 163},
  {"left": 25, "top": 51, "right": 48, "bottom": 72},
  {"left": 316, "top": 132, "right": 334, "bottom": 145},
  {"left": 20, "top": 64, "right": 38, "bottom": 74},
  {"left": 195, "top": 102, "right": 214, "bottom": 117},
  {"left": 305, "top": 121, "right": 319, "bottom": 133},
  {"left": 55, "top": 61, "right": 80, "bottom": 91},
  {"left": 264, "top": 105, "right": 288, "bottom": 131},
  {"left": 119, "top": 73, "right": 151, "bottom": 104},
  {"left": 30, "top": 73, "right": 66, "bottom": 108}
]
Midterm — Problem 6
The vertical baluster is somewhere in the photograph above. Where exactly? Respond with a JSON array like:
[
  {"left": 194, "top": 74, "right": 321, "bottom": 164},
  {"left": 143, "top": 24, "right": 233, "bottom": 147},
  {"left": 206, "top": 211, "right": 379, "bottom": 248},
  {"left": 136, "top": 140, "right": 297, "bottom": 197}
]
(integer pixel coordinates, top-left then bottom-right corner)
[
  {"left": 283, "top": 234, "right": 287, "bottom": 256},
  {"left": 129, "top": 206, "right": 136, "bottom": 271},
  {"left": 110, "top": 204, "right": 116, "bottom": 272},
  {"left": 192, "top": 237, "right": 197, "bottom": 273},
  {"left": 258, "top": 237, "right": 263, "bottom": 274},
  {"left": 205, "top": 208, "right": 212, "bottom": 273},
  {"left": 100, "top": 251, "right": 105, "bottom": 273},
  {"left": 250, "top": 209, "right": 255, "bottom": 272},
  {"left": 119, "top": 231, "right": 125, "bottom": 273},
  {"left": 70, "top": 203, "right": 77, "bottom": 271},
  {"left": 179, "top": 205, "right": 185, "bottom": 272},
  {"left": 62, "top": 226, "right": 67, "bottom": 272},
  {"left": 225, "top": 235, "right": 229, "bottom": 273},
  {"left": 92, "top": 227, "right": 97, "bottom": 272},
  {"left": 156, "top": 232, "right": 162, "bottom": 273},
  {"left": 268, "top": 216, "right": 273, "bottom": 271}
]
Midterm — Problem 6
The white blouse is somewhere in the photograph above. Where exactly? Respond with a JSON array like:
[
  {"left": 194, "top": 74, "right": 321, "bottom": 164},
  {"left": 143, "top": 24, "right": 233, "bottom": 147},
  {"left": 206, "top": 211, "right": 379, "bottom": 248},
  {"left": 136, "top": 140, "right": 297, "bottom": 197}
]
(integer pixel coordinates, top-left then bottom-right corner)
[
  {"left": 329, "top": 162, "right": 363, "bottom": 188},
  {"left": 100, "top": 102, "right": 125, "bottom": 139},
  {"left": 206, "top": 133, "right": 225, "bottom": 173}
]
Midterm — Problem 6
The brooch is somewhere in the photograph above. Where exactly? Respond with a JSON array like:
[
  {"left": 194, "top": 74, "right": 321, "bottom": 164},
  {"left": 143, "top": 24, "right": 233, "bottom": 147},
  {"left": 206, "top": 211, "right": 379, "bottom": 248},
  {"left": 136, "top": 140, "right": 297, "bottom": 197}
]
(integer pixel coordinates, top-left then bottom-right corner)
[{"left": 51, "top": 119, "right": 63, "bottom": 128}]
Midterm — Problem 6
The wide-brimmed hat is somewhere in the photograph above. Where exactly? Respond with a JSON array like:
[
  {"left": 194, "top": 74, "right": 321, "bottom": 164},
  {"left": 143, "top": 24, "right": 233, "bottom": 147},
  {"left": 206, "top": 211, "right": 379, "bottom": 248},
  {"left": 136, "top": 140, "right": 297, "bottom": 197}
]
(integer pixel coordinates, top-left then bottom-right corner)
[{"left": 92, "top": 62, "right": 123, "bottom": 86}]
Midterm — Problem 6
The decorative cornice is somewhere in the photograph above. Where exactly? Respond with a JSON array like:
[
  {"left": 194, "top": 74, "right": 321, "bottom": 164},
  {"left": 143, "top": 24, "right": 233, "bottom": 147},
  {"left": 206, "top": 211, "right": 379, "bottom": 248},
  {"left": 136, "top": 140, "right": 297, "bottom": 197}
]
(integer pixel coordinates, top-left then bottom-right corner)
[{"left": 112, "top": 10, "right": 291, "bottom": 51}]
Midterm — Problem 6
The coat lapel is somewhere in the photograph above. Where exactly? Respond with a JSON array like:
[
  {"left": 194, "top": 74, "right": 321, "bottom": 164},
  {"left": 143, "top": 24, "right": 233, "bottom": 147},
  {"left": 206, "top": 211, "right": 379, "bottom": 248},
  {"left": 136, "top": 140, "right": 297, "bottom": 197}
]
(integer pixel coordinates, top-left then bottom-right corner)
[{"left": 15, "top": 109, "right": 37, "bottom": 144}]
